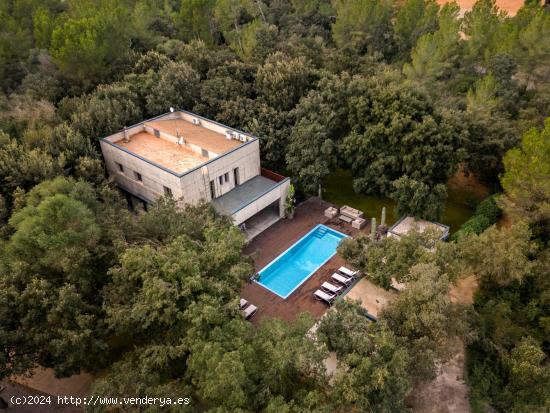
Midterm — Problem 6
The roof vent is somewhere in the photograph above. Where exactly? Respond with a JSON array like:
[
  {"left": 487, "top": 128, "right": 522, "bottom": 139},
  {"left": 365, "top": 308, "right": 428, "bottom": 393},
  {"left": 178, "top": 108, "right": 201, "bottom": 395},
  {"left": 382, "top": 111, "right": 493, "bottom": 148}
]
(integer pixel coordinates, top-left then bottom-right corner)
[
  {"left": 192, "top": 117, "right": 200, "bottom": 126},
  {"left": 225, "top": 130, "right": 234, "bottom": 140},
  {"left": 238, "top": 133, "right": 247, "bottom": 142},
  {"left": 177, "top": 136, "right": 185, "bottom": 145},
  {"left": 123, "top": 126, "right": 130, "bottom": 142}
]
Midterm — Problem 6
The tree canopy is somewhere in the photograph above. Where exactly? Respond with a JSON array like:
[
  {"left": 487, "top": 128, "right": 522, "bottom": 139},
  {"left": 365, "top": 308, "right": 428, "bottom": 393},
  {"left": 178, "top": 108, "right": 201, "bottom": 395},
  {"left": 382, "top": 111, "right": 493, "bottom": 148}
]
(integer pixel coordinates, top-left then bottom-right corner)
[
  {"left": 500, "top": 119, "right": 550, "bottom": 237},
  {"left": 0, "top": 0, "right": 549, "bottom": 411}
]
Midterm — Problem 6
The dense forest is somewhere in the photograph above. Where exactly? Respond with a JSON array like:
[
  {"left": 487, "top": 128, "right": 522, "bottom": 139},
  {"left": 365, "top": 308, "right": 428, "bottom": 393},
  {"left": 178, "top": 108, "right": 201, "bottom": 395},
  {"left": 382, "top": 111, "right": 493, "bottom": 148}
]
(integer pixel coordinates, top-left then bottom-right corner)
[{"left": 0, "top": 0, "right": 548, "bottom": 412}]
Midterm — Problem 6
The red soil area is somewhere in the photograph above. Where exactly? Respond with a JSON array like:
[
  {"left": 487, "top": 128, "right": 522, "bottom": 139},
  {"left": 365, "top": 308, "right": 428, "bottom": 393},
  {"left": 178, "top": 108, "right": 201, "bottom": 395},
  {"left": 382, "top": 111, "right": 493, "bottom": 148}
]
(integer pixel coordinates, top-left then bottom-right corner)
[{"left": 436, "top": 0, "right": 536, "bottom": 15}]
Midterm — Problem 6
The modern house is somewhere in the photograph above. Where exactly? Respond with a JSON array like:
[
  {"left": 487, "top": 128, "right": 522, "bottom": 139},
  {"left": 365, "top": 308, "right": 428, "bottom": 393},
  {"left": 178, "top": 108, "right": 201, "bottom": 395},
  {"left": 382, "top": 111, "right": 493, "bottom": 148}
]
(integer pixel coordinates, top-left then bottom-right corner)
[{"left": 100, "top": 110, "right": 290, "bottom": 240}]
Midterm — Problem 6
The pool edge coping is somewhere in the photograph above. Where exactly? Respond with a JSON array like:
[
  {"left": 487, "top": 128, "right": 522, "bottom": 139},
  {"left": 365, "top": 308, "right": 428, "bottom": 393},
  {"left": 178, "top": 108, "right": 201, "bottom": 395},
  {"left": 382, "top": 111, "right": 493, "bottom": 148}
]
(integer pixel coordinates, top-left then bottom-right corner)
[{"left": 254, "top": 224, "right": 349, "bottom": 299}]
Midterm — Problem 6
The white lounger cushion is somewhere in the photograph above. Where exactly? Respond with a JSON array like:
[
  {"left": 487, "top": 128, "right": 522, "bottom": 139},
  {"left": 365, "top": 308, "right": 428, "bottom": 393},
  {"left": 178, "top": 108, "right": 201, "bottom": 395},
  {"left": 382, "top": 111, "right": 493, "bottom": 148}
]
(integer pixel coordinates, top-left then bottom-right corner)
[
  {"left": 321, "top": 281, "right": 342, "bottom": 294},
  {"left": 338, "top": 266, "right": 359, "bottom": 277},
  {"left": 242, "top": 304, "right": 258, "bottom": 319},
  {"left": 331, "top": 273, "right": 353, "bottom": 286},
  {"left": 314, "top": 289, "right": 336, "bottom": 303},
  {"left": 239, "top": 298, "right": 248, "bottom": 309}
]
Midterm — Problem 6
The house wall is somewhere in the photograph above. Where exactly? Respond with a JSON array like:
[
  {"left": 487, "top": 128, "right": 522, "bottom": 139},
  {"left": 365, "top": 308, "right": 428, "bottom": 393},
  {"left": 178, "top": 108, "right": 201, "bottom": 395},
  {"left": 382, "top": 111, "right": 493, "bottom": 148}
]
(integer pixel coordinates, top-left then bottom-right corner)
[
  {"left": 178, "top": 111, "right": 251, "bottom": 139},
  {"left": 100, "top": 139, "right": 183, "bottom": 202},
  {"left": 100, "top": 136, "right": 261, "bottom": 205},
  {"left": 231, "top": 178, "right": 290, "bottom": 225},
  {"left": 200, "top": 139, "right": 261, "bottom": 200}
]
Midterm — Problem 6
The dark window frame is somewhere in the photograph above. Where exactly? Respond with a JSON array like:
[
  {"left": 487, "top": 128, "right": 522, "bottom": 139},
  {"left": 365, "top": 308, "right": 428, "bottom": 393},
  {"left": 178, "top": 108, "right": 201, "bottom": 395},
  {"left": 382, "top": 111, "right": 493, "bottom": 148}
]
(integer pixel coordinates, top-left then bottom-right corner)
[{"left": 210, "top": 180, "right": 216, "bottom": 199}]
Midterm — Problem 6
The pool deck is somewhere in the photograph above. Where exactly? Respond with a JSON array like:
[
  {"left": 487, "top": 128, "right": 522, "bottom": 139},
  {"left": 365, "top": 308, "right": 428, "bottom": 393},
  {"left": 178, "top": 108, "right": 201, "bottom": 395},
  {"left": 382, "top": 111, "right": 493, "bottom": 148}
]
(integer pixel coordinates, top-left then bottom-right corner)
[{"left": 241, "top": 197, "right": 371, "bottom": 324}]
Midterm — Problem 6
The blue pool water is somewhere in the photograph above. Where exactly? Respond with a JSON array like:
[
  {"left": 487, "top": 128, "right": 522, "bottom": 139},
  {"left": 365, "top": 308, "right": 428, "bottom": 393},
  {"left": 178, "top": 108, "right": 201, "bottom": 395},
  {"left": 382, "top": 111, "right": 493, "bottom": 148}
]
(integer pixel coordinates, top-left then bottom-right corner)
[{"left": 256, "top": 224, "right": 348, "bottom": 299}]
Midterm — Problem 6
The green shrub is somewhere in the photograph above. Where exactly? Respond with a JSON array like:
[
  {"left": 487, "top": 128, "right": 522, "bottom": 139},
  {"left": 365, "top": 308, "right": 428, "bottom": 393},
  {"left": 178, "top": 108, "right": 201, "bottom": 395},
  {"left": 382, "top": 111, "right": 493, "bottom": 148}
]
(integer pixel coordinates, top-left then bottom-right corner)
[
  {"left": 452, "top": 195, "right": 501, "bottom": 241},
  {"left": 475, "top": 195, "right": 501, "bottom": 222},
  {"left": 459, "top": 215, "right": 491, "bottom": 235}
]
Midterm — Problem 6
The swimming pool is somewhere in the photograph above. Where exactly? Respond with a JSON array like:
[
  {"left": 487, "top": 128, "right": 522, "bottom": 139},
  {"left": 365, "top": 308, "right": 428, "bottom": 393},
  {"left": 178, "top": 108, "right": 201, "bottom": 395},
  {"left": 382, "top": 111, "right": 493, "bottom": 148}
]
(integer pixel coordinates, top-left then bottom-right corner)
[{"left": 256, "top": 224, "right": 348, "bottom": 299}]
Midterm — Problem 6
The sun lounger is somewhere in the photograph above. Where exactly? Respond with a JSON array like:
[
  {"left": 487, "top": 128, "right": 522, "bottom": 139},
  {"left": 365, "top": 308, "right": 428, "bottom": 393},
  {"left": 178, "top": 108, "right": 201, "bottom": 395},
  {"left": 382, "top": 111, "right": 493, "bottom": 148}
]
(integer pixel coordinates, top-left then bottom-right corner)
[
  {"left": 321, "top": 281, "right": 343, "bottom": 294},
  {"left": 240, "top": 298, "right": 248, "bottom": 309},
  {"left": 314, "top": 289, "right": 336, "bottom": 305},
  {"left": 242, "top": 304, "right": 258, "bottom": 319},
  {"left": 331, "top": 272, "right": 353, "bottom": 286},
  {"left": 338, "top": 266, "right": 359, "bottom": 278}
]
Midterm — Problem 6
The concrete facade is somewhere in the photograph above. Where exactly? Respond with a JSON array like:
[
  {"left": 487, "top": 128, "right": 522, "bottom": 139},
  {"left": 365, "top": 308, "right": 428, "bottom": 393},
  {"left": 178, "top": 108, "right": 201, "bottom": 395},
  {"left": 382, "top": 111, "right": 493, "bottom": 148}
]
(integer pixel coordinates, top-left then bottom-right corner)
[{"left": 100, "top": 110, "right": 290, "bottom": 233}]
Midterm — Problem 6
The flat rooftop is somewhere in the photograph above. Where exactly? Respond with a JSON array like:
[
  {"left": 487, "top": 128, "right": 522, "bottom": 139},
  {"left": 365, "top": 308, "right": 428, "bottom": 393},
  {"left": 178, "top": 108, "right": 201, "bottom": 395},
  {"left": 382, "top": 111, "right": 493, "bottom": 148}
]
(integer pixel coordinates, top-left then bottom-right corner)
[
  {"left": 212, "top": 175, "right": 279, "bottom": 215},
  {"left": 106, "top": 111, "right": 251, "bottom": 175},
  {"left": 147, "top": 119, "right": 242, "bottom": 154},
  {"left": 389, "top": 216, "right": 450, "bottom": 240},
  {"left": 115, "top": 132, "right": 208, "bottom": 174}
]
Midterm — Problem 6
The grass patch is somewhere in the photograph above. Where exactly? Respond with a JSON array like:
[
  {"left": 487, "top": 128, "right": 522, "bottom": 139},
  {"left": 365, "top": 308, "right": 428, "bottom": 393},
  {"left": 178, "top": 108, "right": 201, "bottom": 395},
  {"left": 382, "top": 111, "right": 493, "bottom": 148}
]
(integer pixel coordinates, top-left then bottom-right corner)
[{"left": 323, "top": 169, "right": 487, "bottom": 233}]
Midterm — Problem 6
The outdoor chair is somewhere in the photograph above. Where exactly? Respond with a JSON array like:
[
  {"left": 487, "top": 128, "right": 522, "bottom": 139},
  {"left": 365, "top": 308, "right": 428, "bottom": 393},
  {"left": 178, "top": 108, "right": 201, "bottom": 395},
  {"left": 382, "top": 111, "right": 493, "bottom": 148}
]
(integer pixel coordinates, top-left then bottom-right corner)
[
  {"left": 242, "top": 303, "right": 258, "bottom": 319},
  {"left": 321, "top": 281, "right": 343, "bottom": 295},
  {"left": 338, "top": 266, "right": 360, "bottom": 278},
  {"left": 331, "top": 272, "right": 353, "bottom": 286},
  {"left": 313, "top": 289, "right": 336, "bottom": 305}
]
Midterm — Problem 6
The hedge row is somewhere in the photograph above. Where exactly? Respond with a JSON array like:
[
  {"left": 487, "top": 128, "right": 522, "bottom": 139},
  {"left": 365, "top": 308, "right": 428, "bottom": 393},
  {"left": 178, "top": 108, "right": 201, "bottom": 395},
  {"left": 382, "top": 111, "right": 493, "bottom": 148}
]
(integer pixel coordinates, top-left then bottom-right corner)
[{"left": 452, "top": 195, "right": 502, "bottom": 241}]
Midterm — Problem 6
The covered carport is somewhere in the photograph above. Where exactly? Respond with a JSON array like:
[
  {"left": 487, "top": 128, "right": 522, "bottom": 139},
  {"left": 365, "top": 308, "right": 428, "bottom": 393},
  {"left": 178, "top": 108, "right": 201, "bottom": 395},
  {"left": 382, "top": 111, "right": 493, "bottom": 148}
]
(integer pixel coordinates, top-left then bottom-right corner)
[{"left": 212, "top": 174, "right": 290, "bottom": 241}]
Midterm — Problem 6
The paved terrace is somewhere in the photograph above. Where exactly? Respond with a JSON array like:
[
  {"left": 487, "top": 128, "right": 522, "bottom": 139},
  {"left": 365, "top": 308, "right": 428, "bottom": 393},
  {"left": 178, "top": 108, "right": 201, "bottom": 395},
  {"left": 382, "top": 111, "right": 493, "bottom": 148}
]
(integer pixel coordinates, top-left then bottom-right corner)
[{"left": 241, "top": 197, "right": 372, "bottom": 324}]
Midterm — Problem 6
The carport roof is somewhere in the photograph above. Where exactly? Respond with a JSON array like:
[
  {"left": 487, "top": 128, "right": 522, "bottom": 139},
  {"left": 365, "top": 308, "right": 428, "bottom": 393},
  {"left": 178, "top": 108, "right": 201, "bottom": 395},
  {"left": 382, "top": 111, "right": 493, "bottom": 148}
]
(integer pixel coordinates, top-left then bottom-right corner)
[{"left": 212, "top": 175, "right": 281, "bottom": 216}]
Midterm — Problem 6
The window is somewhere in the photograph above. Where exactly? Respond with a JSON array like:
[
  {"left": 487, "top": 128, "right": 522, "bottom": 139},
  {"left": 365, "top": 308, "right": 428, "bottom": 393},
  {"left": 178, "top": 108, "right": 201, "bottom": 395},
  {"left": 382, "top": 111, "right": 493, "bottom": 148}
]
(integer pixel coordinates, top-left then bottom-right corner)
[
  {"left": 163, "top": 186, "right": 172, "bottom": 197},
  {"left": 219, "top": 176, "right": 223, "bottom": 185},
  {"left": 210, "top": 180, "right": 216, "bottom": 200},
  {"left": 117, "top": 163, "right": 124, "bottom": 173},
  {"left": 224, "top": 172, "right": 229, "bottom": 183},
  {"left": 134, "top": 171, "right": 142, "bottom": 182},
  {"left": 233, "top": 167, "right": 240, "bottom": 185}
]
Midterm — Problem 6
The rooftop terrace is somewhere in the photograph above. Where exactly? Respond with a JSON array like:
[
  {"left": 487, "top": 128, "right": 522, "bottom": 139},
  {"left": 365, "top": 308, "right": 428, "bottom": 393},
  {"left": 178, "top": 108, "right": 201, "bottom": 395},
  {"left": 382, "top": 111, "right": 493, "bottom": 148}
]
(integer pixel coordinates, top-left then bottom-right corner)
[
  {"left": 115, "top": 131, "right": 208, "bottom": 174},
  {"left": 105, "top": 111, "right": 252, "bottom": 175},
  {"left": 147, "top": 118, "right": 242, "bottom": 155}
]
